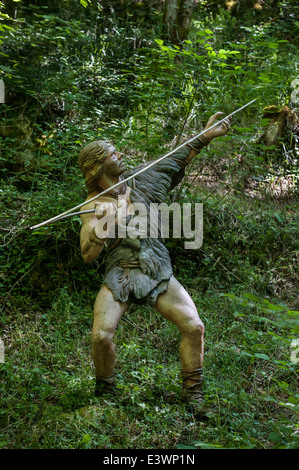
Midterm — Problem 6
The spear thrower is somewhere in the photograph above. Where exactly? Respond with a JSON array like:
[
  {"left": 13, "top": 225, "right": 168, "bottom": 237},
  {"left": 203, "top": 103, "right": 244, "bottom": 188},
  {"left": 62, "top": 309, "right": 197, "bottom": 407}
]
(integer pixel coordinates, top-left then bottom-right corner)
[{"left": 30, "top": 99, "right": 256, "bottom": 230}]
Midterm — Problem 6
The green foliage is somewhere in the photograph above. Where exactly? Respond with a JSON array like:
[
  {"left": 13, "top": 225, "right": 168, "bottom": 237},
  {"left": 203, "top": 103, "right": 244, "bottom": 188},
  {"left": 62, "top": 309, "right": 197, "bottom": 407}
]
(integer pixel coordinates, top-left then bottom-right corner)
[{"left": 0, "top": 0, "right": 298, "bottom": 450}]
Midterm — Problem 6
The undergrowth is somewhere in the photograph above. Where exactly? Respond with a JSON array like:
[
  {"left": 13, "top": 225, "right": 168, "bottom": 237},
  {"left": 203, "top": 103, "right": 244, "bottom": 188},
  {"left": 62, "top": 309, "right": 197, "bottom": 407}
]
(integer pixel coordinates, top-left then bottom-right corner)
[
  {"left": 0, "top": 0, "right": 298, "bottom": 450},
  {"left": 1, "top": 187, "right": 298, "bottom": 449}
]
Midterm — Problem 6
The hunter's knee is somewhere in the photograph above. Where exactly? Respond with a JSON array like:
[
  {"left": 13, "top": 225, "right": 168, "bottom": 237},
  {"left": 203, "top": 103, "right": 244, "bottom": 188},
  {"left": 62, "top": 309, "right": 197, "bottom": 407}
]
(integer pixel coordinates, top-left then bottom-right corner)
[
  {"left": 183, "top": 314, "right": 204, "bottom": 338},
  {"left": 191, "top": 320, "right": 204, "bottom": 337},
  {"left": 92, "top": 329, "right": 113, "bottom": 348}
]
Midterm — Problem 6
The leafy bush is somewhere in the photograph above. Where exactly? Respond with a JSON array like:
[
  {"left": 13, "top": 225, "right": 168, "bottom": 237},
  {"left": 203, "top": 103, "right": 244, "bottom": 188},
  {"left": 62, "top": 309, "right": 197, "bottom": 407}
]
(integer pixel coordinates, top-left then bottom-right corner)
[{"left": 0, "top": 0, "right": 298, "bottom": 450}]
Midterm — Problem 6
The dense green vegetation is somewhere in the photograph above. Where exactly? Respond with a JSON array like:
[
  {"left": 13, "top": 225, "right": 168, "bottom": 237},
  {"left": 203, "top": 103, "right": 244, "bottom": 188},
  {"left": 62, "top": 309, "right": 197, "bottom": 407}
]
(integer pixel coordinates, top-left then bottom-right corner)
[{"left": 0, "top": 0, "right": 298, "bottom": 450}]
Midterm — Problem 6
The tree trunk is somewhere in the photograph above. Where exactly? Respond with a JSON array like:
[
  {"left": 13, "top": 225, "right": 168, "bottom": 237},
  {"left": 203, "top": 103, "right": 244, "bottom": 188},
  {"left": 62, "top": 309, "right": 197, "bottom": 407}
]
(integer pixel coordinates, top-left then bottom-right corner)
[
  {"left": 178, "top": 0, "right": 194, "bottom": 42},
  {"left": 163, "top": 0, "right": 194, "bottom": 45},
  {"left": 163, "top": 0, "right": 179, "bottom": 44}
]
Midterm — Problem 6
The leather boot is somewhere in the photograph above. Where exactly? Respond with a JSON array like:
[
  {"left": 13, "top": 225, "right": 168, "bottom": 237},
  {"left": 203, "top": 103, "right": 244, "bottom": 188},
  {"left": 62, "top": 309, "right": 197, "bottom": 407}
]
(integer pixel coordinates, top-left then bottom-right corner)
[{"left": 181, "top": 368, "right": 206, "bottom": 417}]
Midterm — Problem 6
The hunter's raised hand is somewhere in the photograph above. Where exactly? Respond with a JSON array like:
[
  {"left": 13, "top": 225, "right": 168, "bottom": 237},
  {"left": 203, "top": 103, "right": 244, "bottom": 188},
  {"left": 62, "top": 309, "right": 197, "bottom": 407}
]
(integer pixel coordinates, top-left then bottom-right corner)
[{"left": 204, "top": 112, "right": 231, "bottom": 141}]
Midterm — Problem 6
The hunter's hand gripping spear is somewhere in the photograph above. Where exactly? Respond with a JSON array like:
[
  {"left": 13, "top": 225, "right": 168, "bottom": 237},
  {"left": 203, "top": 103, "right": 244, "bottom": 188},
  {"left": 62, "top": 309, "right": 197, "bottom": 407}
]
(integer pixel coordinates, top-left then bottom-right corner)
[{"left": 30, "top": 99, "right": 256, "bottom": 230}]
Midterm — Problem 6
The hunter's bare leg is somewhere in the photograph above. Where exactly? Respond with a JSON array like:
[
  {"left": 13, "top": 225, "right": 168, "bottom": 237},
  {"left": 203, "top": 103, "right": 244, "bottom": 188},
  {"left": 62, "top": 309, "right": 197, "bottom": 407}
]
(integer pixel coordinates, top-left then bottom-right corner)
[
  {"left": 155, "top": 276, "right": 204, "bottom": 384},
  {"left": 92, "top": 284, "right": 130, "bottom": 383},
  {"left": 154, "top": 276, "right": 205, "bottom": 413}
]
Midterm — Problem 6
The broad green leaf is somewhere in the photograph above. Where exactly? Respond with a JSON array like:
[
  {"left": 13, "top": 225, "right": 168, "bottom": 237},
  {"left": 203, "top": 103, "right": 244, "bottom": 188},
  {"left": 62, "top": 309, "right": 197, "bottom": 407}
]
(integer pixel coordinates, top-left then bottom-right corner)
[
  {"left": 0, "top": 65, "right": 12, "bottom": 72},
  {"left": 194, "top": 441, "right": 223, "bottom": 449},
  {"left": 254, "top": 353, "right": 270, "bottom": 360},
  {"left": 259, "top": 74, "right": 272, "bottom": 83},
  {"left": 176, "top": 443, "right": 196, "bottom": 449},
  {"left": 268, "top": 432, "right": 282, "bottom": 443},
  {"left": 82, "top": 434, "right": 91, "bottom": 443},
  {"left": 286, "top": 396, "right": 298, "bottom": 404}
]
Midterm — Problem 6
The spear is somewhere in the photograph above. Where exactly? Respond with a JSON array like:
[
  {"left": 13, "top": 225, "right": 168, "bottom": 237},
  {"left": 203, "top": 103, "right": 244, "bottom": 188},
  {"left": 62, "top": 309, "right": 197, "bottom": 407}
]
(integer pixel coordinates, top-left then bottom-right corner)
[{"left": 30, "top": 99, "right": 256, "bottom": 230}]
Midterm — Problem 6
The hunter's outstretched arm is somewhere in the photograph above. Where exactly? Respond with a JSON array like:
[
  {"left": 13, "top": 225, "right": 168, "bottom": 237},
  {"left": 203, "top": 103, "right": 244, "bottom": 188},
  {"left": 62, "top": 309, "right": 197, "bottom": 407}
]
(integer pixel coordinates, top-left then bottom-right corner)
[{"left": 185, "top": 112, "right": 231, "bottom": 164}]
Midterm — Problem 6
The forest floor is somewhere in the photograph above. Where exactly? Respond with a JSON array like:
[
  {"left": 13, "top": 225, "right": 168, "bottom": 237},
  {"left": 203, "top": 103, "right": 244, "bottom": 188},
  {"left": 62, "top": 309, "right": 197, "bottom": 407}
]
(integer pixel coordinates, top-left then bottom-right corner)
[{"left": 1, "top": 171, "right": 298, "bottom": 450}]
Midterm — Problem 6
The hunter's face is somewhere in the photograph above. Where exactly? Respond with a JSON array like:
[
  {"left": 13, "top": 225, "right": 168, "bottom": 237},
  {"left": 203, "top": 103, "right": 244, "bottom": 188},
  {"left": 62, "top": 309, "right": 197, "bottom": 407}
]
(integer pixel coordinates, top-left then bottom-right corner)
[{"left": 102, "top": 145, "right": 126, "bottom": 177}]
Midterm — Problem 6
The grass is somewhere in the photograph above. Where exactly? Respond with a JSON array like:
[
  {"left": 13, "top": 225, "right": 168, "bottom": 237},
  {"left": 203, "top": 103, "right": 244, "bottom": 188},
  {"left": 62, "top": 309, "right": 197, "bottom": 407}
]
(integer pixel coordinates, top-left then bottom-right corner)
[
  {"left": 1, "top": 0, "right": 298, "bottom": 451},
  {"left": 0, "top": 162, "right": 298, "bottom": 450},
  {"left": 1, "top": 278, "right": 298, "bottom": 449}
]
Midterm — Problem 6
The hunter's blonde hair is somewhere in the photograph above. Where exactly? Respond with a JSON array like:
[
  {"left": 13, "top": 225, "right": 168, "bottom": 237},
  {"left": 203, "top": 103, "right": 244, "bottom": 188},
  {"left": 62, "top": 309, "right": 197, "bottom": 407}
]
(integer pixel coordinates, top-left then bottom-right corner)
[{"left": 78, "top": 140, "right": 109, "bottom": 193}]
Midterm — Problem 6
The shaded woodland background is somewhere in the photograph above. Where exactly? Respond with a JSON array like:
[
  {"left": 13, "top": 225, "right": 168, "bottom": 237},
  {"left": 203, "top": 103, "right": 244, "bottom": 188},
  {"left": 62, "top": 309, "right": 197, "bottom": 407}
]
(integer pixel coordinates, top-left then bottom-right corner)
[{"left": 0, "top": 0, "right": 298, "bottom": 450}]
